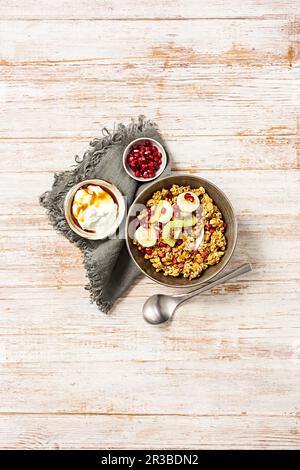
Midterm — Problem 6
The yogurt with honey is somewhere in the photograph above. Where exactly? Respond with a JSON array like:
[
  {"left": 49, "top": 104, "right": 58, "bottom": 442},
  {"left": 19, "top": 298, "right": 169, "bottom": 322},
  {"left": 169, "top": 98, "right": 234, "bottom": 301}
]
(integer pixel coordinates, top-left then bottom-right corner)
[{"left": 72, "top": 184, "right": 118, "bottom": 235}]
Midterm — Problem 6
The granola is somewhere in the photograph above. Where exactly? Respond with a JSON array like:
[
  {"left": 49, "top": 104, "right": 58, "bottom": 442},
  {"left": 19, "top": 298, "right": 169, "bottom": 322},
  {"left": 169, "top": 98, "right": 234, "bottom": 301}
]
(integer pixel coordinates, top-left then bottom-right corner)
[{"left": 133, "top": 184, "right": 227, "bottom": 280}]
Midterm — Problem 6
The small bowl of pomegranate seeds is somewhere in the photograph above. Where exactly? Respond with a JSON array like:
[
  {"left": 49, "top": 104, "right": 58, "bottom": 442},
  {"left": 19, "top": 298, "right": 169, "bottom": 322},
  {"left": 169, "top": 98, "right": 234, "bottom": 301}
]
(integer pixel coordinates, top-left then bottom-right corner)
[{"left": 123, "top": 137, "right": 167, "bottom": 182}]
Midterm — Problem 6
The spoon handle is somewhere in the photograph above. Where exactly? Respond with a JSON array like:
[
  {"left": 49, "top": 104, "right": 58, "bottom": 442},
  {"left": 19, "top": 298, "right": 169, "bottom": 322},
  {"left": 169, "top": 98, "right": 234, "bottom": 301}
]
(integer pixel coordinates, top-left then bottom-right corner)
[{"left": 175, "top": 263, "right": 252, "bottom": 305}]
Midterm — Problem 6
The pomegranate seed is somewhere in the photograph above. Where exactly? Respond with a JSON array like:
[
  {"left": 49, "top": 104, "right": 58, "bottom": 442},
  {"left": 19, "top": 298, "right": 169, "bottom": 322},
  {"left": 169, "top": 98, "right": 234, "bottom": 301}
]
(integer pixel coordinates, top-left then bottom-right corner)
[
  {"left": 167, "top": 191, "right": 173, "bottom": 199},
  {"left": 184, "top": 192, "right": 195, "bottom": 202},
  {"left": 176, "top": 239, "right": 183, "bottom": 246},
  {"left": 140, "top": 248, "right": 146, "bottom": 254},
  {"left": 159, "top": 241, "right": 167, "bottom": 248},
  {"left": 178, "top": 263, "right": 184, "bottom": 269},
  {"left": 210, "top": 228, "right": 215, "bottom": 234},
  {"left": 172, "top": 257, "right": 177, "bottom": 264},
  {"left": 205, "top": 221, "right": 211, "bottom": 229},
  {"left": 135, "top": 171, "right": 140, "bottom": 177},
  {"left": 158, "top": 250, "right": 164, "bottom": 258},
  {"left": 146, "top": 248, "right": 153, "bottom": 255},
  {"left": 193, "top": 249, "right": 198, "bottom": 255},
  {"left": 201, "top": 252, "right": 208, "bottom": 259}
]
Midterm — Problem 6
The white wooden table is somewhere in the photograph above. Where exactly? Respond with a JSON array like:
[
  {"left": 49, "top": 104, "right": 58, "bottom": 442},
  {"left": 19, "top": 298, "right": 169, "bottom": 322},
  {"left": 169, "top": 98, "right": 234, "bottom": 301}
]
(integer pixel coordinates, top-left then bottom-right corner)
[{"left": 0, "top": 0, "right": 299, "bottom": 449}]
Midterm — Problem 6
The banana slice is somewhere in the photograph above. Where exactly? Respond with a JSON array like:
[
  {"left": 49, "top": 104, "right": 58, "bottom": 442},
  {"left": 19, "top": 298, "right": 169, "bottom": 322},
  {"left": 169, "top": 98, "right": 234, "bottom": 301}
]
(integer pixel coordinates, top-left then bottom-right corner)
[
  {"left": 177, "top": 192, "right": 200, "bottom": 213},
  {"left": 134, "top": 226, "right": 157, "bottom": 247},
  {"left": 154, "top": 200, "right": 173, "bottom": 224}
]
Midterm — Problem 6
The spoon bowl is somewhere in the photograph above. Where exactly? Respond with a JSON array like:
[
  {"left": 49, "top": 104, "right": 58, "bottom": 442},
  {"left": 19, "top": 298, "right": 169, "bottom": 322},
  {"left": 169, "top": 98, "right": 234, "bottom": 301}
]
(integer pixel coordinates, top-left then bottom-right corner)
[{"left": 143, "top": 294, "right": 178, "bottom": 324}]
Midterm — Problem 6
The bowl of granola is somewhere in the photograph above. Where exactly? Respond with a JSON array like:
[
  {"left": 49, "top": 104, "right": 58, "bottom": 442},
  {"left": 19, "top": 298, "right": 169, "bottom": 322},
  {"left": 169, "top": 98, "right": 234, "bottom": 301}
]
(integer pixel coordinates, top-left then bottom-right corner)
[{"left": 126, "top": 175, "right": 237, "bottom": 287}]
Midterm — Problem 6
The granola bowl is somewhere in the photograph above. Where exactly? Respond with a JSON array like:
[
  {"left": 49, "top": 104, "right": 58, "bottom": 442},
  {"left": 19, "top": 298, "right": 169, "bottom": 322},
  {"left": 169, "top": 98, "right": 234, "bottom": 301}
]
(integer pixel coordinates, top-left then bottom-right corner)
[{"left": 126, "top": 174, "right": 237, "bottom": 287}]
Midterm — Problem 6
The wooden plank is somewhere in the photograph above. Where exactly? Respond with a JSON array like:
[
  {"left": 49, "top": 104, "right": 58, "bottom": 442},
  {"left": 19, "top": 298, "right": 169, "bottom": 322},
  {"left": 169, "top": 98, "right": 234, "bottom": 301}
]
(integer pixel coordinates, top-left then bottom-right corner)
[
  {"left": 0, "top": 282, "right": 299, "bottom": 356},
  {"left": 1, "top": 355, "right": 300, "bottom": 415},
  {"left": 0, "top": 276, "right": 299, "bottom": 324},
  {"left": 0, "top": 1, "right": 298, "bottom": 20},
  {"left": 0, "top": 222, "right": 299, "bottom": 287},
  {"left": 0, "top": 136, "right": 298, "bottom": 173},
  {"left": 0, "top": 414, "right": 299, "bottom": 449},
  {"left": 1, "top": 68, "right": 299, "bottom": 139},
  {"left": 1, "top": 170, "right": 298, "bottom": 216},
  {"left": 0, "top": 170, "right": 298, "bottom": 287},
  {"left": 0, "top": 19, "right": 297, "bottom": 67}
]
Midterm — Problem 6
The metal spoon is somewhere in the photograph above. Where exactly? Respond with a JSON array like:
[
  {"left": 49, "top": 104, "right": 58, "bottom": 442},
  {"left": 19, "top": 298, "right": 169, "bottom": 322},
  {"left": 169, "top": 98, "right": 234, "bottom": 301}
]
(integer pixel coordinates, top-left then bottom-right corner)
[{"left": 143, "top": 263, "right": 252, "bottom": 325}]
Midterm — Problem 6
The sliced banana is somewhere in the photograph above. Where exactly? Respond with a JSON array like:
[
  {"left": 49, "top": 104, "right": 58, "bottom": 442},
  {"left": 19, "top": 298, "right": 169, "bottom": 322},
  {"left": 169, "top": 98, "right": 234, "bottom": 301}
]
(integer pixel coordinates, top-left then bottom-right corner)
[
  {"left": 134, "top": 226, "right": 157, "bottom": 247},
  {"left": 154, "top": 200, "right": 173, "bottom": 224},
  {"left": 148, "top": 205, "right": 158, "bottom": 223},
  {"left": 177, "top": 192, "right": 200, "bottom": 213}
]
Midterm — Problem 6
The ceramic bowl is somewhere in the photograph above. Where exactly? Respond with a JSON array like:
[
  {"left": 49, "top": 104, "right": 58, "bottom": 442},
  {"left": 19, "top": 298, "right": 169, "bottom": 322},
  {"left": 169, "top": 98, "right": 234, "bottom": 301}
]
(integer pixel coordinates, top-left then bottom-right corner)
[
  {"left": 123, "top": 137, "right": 167, "bottom": 182},
  {"left": 126, "top": 174, "right": 237, "bottom": 287},
  {"left": 64, "top": 178, "right": 125, "bottom": 240}
]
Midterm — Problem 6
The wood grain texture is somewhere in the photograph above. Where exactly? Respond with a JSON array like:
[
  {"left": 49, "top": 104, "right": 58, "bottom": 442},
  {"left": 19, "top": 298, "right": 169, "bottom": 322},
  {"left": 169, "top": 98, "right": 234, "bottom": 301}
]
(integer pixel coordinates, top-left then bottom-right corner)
[
  {"left": 0, "top": 0, "right": 298, "bottom": 19},
  {"left": 0, "top": 0, "right": 299, "bottom": 449},
  {"left": 1, "top": 415, "right": 300, "bottom": 450}
]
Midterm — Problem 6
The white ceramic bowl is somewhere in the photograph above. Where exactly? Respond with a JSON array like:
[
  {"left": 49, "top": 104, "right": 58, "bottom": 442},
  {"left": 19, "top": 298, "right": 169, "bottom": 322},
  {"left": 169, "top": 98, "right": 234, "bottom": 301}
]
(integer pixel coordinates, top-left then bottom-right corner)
[
  {"left": 123, "top": 137, "right": 167, "bottom": 182},
  {"left": 64, "top": 178, "right": 125, "bottom": 240}
]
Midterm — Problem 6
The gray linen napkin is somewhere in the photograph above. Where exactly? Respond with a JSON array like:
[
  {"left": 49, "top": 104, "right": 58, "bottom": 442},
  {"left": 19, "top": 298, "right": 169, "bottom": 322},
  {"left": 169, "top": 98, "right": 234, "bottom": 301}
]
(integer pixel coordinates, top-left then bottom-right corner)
[{"left": 40, "top": 116, "right": 171, "bottom": 313}]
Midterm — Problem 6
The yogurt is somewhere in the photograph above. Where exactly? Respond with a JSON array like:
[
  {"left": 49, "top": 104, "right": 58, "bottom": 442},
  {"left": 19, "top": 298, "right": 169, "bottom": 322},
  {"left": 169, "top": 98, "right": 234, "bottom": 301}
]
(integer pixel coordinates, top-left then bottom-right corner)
[{"left": 72, "top": 184, "right": 118, "bottom": 235}]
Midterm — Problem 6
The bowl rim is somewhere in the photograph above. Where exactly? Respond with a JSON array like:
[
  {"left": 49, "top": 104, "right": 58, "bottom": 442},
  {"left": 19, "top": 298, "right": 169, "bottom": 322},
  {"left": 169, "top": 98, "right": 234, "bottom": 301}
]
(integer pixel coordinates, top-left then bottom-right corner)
[
  {"left": 64, "top": 178, "right": 126, "bottom": 240},
  {"left": 125, "top": 174, "right": 238, "bottom": 287},
  {"left": 122, "top": 137, "right": 167, "bottom": 182}
]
